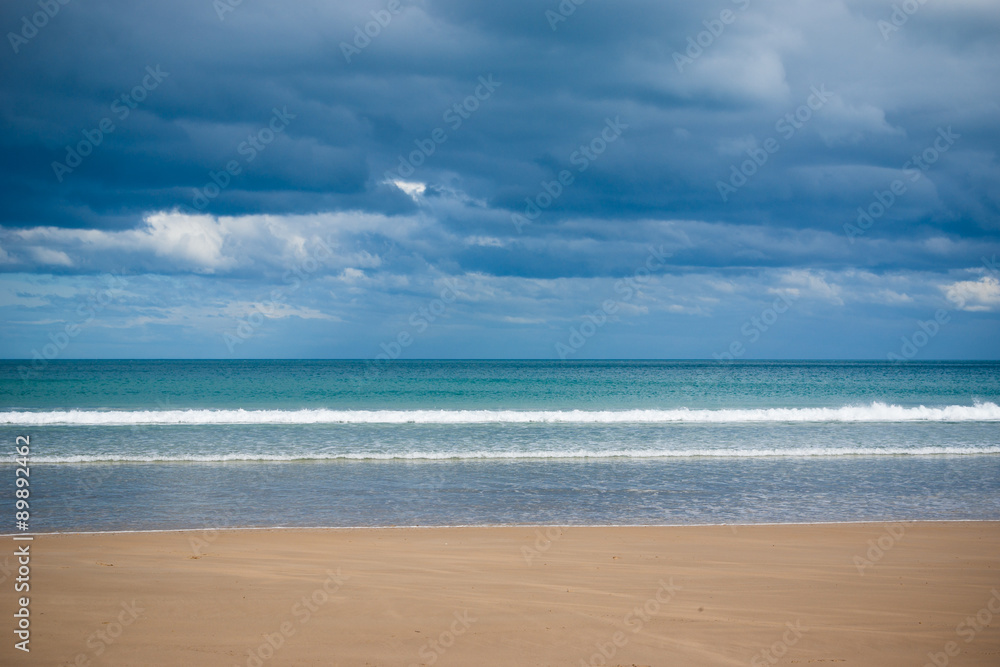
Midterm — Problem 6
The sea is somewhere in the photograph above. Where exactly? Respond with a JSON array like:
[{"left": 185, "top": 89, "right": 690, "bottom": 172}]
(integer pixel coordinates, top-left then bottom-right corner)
[{"left": 1, "top": 360, "right": 999, "bottom": 533}]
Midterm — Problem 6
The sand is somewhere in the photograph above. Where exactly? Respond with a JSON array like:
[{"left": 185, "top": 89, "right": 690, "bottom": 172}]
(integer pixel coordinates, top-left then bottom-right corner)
[{"left": 2, "top": 522, "right": 999, "bottom": 666}]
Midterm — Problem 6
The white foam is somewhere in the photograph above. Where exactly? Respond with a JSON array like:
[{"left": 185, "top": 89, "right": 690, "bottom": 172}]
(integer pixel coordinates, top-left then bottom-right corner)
[
  {"left": 3, "top": 401, "right": 999, "bottom": 425},
  {"left": 29, "top": 445, "right": 1000, "bottom": 463}
]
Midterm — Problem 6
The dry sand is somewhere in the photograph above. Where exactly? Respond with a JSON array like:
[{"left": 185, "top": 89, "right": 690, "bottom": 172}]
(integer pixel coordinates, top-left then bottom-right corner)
[{"left": 2, "top": 522, "right": 999, "bottom": 666}]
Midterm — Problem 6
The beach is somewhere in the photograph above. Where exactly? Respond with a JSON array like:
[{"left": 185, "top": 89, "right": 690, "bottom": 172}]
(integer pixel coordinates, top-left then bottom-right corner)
[
  {"left": 4, "top": 0, "right": 999, "bottom": 659},
  {"left": 3, "top": 522, "right": 999, "bottom": 666}
]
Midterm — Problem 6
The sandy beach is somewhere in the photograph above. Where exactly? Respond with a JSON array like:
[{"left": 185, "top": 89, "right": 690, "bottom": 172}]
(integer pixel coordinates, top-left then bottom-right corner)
[{"left": 3, "top": 522, "right": 999, "bottom": 666}]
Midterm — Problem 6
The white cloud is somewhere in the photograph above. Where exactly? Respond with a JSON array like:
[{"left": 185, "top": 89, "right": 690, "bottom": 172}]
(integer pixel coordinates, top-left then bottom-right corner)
[
  {"left": 141, "top": 213, "right": 235, "bottom": 273},
  {"left": 464, "top": 236, "right": 505, "bottom": 248},
  {"left": 338, "top": 268, "right": 367, "bottom": 283},
  {"left": 870, "top": 289, "right": 914, "bottom": 305},
  {"left": 778, "top": 269, "right": 844, "bottom": 305},
  {"left": 390, "top": 180, "right": 427, "bottom": 201},
  {"left": 11, "top": 215, "right": 232, "bottom": 273},
  {"left": 30, "top": 247, "right": 73, "bottom": 266},
  {"left": 943, "top": 276, "right": 1000, "bottom": 311},
  {"left": 1, "top": 210, "right": 427, "bottom": 276},
  {"left": 221, "top": 301, "right": 336, "bottom": 321}
]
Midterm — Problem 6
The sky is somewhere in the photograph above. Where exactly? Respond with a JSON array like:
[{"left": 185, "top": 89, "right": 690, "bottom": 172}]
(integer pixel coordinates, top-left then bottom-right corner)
[{"left": 1, "top": 0, "right": 998, "bottom": 360}]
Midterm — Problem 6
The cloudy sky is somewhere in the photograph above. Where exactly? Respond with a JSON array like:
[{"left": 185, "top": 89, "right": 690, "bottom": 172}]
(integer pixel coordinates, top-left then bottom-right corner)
[{"left": 1, "top": 0, "right": 998, "bottom": 360}]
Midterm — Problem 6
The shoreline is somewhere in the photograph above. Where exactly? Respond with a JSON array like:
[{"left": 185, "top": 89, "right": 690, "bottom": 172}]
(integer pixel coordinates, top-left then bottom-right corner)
[
  {"left": 4, "top": 521, "right": 998, "bottom": 665},
  {"left": 3, "top": 516, "right": 997, "bottom": 537}
]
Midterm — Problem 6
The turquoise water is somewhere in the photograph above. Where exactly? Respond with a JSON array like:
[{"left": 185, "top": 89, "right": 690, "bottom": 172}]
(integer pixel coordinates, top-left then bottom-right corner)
[
  {"left": 1, "top": 360, "right": 998, "bottom": 531},
  {"left": 4, "top": 360, "right": 999, "bottom": 410}
]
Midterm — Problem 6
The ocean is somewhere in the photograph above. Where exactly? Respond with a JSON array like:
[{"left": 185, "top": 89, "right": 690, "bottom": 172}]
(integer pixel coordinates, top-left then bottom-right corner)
[{"left": 2, "top": 360, "right": 999, "bottom": 532}]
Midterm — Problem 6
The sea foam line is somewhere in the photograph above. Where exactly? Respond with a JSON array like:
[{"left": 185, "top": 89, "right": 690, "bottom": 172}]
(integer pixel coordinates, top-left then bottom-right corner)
[
  {"left": 27, "top": 445, "right": 1000, "bottom": 463},
  {"left": 2, "top": 402, "right": 999, "bottom": 425}
]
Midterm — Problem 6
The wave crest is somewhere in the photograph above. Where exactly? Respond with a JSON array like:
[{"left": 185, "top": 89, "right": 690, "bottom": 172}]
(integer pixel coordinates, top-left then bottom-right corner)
[{"left": 3, "top": 401, "right": 999, "bottom": 425}]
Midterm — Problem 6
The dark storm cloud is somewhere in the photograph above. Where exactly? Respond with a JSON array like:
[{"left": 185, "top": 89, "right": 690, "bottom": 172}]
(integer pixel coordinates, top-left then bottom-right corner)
[
  {"left": 1, "top": 0, "right": 996, "bottom": 256},
  {"left": 1, "top": 0, "right": 999, "bottom": 360}
]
